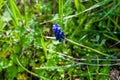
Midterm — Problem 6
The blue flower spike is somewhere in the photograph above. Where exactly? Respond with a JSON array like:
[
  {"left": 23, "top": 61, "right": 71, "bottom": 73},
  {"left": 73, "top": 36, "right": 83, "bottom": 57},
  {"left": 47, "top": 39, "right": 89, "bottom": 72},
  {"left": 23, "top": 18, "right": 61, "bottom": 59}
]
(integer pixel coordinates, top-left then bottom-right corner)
[{"left": 52, "top": 24, "right": 65, "bottom": 42}]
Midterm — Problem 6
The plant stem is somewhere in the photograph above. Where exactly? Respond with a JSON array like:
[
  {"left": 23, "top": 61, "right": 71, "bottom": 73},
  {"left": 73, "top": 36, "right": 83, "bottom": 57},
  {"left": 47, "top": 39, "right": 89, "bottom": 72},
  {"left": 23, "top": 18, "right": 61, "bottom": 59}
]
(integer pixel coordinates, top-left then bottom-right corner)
[
  {"left": 65, "top": 38, "right": 111, "bottom": 57},
  {"left": 16, "top": 57, "right": 40, "bottom": 78},
  {"left": 16, "top": 57, "right": 48, "bottom": 79}
]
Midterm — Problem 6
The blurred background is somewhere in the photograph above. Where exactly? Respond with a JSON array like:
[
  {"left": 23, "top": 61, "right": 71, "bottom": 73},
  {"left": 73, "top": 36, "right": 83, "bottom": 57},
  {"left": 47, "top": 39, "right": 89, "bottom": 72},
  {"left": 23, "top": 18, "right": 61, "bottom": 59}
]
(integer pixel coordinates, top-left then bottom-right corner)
[{"left": 0, "top": 0, "right": 120, "bottom": 80}]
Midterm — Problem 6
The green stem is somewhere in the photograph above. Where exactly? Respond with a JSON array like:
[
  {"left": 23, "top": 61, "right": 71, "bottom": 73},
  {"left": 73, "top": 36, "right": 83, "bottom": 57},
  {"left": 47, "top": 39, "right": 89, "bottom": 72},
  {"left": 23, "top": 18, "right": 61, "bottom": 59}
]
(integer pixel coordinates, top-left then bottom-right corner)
[
  {"left": 59, "top": 0, "right": 63, "bottom": 26},
  {"left": 65, "top": 38, "right": 111, "bottom": 57},
  {"left": 59, "top": 0, "right": 64, "bottom": 53},
  {"left": 16, "top": 57, "right": 40, "bottom": 77},
  {"left": 16, "top": 57, "right": 48, "bottom": 79}
]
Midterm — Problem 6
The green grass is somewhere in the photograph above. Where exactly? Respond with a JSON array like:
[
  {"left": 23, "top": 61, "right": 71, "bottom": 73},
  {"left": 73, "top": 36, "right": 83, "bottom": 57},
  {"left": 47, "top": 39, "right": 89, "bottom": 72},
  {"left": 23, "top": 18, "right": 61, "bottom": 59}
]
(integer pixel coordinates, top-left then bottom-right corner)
[{"left": 0, "top": 0, "right": 120, "bottom": 80}]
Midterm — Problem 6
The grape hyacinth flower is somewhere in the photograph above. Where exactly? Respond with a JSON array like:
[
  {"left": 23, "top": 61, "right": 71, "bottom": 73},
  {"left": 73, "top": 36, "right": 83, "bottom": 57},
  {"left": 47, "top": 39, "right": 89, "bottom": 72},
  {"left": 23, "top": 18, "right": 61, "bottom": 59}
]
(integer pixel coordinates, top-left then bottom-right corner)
[
  {"left": 52, "top": 24, "right": 65, "bottom": 42},
  {"left": 52, "top": 24, "right": 110, "bottom": 56}
]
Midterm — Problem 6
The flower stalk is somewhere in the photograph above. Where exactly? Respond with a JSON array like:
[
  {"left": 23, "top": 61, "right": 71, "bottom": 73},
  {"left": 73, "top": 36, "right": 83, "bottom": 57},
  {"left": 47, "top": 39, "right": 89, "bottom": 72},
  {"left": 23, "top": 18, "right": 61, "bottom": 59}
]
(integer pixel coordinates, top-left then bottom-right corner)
[
  {"left": 52, "top": 24, "right": 111, "bottom": 57},
  {"left": 65, "top": 38, "right": 111, "bottom": 57}
]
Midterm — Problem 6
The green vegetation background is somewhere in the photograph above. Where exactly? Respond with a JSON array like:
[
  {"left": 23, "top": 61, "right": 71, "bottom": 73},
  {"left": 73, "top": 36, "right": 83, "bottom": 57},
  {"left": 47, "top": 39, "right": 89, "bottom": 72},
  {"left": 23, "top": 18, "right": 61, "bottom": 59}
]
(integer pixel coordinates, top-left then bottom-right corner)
[{"left": 0, "top": 0, "right": 120, "bottom": 80}]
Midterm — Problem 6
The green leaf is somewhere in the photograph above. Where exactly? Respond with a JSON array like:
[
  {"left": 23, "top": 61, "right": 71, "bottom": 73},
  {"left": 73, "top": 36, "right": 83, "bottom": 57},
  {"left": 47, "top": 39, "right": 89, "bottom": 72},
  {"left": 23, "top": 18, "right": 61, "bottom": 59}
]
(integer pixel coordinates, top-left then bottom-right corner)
[
  {"left": 0, "top": 0, "right": 4, "bottom": 9},
  {"left": 17, "top": 66, "right": 25, "bottom": 72},
  {"left": 74, "top": 0, "right": 79, "bottom": 10},
  {"left": 41, "top": 35, "right": 47, "bottom": 59},
  {"left": 2, "top": 43, "right": 10, "bottom": 51},
  {"left": 34, "top": 37, "right": 41, "bottom": 48},
  {"left": 5, "top": 66, "right": 17, "bottom": 80},
  {"left": 45, "top": 59, "right": 57, "bottom": 67},
  {"left": 21, "top": 34, "right": 33, "bottom": 48},
  {"left": 38, "top": 69, "right": 45, "bottom": 77},
  {"left": 0, "top": 59, "right": 13, "bottom": 69},
  {"left": 84, "top": 17, "right": 96, "bottom": 31},
  {"left": 19, "top": 26, "right": 26, "bottom": 36},
  {"left": 13, "top": 44, "right": 20, "bottom": 53},
  {"left": 10, "top": 53, "right": 17, "bottom": 64}
]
